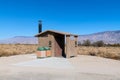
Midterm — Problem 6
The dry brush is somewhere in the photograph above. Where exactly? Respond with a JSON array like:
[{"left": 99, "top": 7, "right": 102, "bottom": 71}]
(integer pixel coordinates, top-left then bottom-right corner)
[
  {"left": 0, "top": 44, "right": 120, "bottom": 60},
  {"left": 0, "top": 44, "right": 38, "bottom": 57},
  {"left": 78, "top": 46, "right": 120, "bottom": 60}
]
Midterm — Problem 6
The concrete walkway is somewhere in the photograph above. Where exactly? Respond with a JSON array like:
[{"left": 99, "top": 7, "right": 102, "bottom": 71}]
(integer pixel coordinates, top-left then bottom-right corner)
[
  {"left": 0, "top": 54, "right": 120, "bottom": 80},
  {"left": 14, "top": 57, "right": 74, "bottom": 69}
]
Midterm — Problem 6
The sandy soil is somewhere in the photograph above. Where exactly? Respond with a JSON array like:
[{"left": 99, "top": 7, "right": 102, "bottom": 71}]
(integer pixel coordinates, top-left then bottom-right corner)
[{"left": 0, "top": 54, "right": 120, "bottom": 80}]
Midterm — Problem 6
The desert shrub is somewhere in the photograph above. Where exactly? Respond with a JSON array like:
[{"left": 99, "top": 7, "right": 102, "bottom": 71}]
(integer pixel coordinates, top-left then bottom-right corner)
[
  {"left": 111, "top": 44, "right": 120, "bottom": 47},
  {"left": 78, "top": 41, "right": 82, "bottom": 46},
  {"left": 92, "top": 41, "right": 105, "bottom": 47},
  {"left": 82, "top": 39, "right": 91, "bottom": 46},
  {"left": 80, "top": 40, "right": 105, "bottom": 47},
  {"left": 89, "top": 52, "right": 96, "bottom": 56}
]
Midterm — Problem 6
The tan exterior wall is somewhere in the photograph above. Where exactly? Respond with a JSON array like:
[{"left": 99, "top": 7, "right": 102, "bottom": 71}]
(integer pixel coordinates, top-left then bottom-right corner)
[
  {"left": 66, "top": 35, "right": 78, "bottom": 58},
  {"left": 38, "top": 33, "right": 55, "bottom": 57},
  {"left": 38, "top": 37, "right": 49, "bottom": 47}
]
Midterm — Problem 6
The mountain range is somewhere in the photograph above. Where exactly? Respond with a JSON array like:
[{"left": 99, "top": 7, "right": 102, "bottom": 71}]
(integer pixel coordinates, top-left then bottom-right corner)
[
  {"left": 0, "top": 30, "right": 120, "bottom": 44},
  {"left": 79, "top": 30, "right": 120, "bottom": 44},
  {"left": 0, "top": 36, "right": 38, "bottom": 44}
]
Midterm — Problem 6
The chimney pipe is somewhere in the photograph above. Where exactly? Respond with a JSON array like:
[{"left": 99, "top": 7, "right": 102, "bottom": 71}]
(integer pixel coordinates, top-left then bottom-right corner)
[{"left": 38, "top": 20, "right": 42, "bottom": 33}]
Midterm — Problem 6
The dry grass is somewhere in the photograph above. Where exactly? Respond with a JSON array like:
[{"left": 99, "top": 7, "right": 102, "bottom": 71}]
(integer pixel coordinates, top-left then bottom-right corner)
[
  {"left": 78, "top": 46, "right": 120, "bottom": 60},
  {"left": 0, "top": 44, "right": 38, "bottom": 57},
  {"left": 0, "top": 44, "right": 120, "bottom": 60}
]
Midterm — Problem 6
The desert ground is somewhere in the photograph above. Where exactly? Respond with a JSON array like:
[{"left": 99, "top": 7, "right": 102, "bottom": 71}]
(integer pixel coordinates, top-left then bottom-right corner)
[{"left": 0, "top": 54, "right": 120, "bottom": 80}]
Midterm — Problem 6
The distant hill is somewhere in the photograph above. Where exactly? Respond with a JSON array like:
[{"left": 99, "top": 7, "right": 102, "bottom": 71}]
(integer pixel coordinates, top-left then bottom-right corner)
[
  {"left": 0, "top": 36, "right": 38, "bottom": 44},
  {"left": 0, "top": 30, "right": 120, "bottom": 44},
  {"left": 79, "top": 30, "right": 120, "bottom": 44}
]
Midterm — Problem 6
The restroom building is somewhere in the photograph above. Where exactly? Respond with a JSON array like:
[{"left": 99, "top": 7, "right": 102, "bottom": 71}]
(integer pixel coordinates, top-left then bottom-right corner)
[{"left": 35, "top": 21, "right": 78, "bottom": 58}]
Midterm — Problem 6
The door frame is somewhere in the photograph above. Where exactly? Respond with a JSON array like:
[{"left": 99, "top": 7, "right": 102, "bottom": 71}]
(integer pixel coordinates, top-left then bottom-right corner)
[{"left": 54, "top": 35, "right": 65, "bottom": 57}]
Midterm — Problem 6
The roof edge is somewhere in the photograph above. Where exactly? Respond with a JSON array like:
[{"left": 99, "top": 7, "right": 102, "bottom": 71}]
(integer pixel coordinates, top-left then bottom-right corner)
[{"left": 35, "top": 30, "right": 78, "bottom": 37}]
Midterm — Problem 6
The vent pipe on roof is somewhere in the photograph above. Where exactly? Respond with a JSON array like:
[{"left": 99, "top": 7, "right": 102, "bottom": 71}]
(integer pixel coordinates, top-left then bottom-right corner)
[{"left": 38, "top": 20, "right": 42, "bottom": 33}]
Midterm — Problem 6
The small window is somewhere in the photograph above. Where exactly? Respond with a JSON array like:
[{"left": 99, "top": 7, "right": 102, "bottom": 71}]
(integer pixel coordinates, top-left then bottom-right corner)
[{"left": 49, "top": 41, "right": 52, "bottom": 47}]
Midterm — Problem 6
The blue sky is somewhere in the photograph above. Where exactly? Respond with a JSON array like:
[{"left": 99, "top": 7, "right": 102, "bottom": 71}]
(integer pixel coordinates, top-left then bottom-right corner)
[{"left": 0, "top": 0, "right": 120, "bottom": 39}]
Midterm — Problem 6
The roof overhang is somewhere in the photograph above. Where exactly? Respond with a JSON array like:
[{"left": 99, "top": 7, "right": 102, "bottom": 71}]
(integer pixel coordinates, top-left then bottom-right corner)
[{"left": 35, "top": 30, "right": 78, "bottom": 37}]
